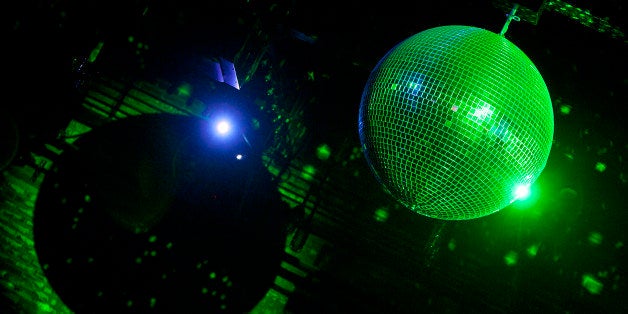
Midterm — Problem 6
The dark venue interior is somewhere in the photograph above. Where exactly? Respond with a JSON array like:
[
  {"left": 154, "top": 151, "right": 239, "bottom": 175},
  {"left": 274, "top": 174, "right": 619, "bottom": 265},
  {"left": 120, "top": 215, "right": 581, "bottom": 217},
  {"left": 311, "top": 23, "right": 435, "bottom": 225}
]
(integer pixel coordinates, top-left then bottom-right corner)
[{"left": 2, "top": 0, "right": 626, "bottom": 313}]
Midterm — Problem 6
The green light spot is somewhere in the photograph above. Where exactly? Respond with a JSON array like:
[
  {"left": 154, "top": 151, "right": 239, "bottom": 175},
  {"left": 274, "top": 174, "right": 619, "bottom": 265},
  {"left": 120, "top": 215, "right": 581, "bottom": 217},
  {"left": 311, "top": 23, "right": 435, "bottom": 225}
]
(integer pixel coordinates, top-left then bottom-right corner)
[
  {"left": 196, "top": 262, "right": 202, "bottom": 269},
  {"left": 582, "top": 273, "right": 603, "bottom": 294},
  {"left": 302, "top": 165, "right": 316, "bottom": 181},
  {"left": 588, "top": 231, "right": 603, "bottom": 245},
  {"left": 161, "top": 274, "right": 167, "bottom": 280},
  {"left": 135, "top": 257, "right": 142, "bottom": 264},
  {"left": 202, "top": 287, "right": 208, "bottom": 294},
  {"left": 166, "top": 242, "right": 173, "bottom": 249},
  {"left": 37, "top": 302, "right": 53, "bottom": 313},
  {"left": 513, "top": 184, "right": 531, "bottom": 201},
  {"left": 391, "top": 83, "right": 398, "bottom": 90},
  {"left": 210, "top": 272, "right": 216, "bottom": 279},
  {"left": 251, "top": 118, "right": 260, "bottom": 130},
  {"left": 222, "top": 276, "right": 229, "bottom": 283},
  {"left": 221, "top": 304, "right": 227, "bottom": 310},
  {"left": 526, "top": 244, "right": 539, "bottom": 257},
  {"left": 316, "top": 144, "right": 332, "bottom": 160},
  {"left": 66, "top": 258, "right": 73, "bottom": 264},
  {"left": 448, "top": 239, "right": 456, "bottom": 251},
  {"left": 616, "top": 241, "right": 624, "bottom": 249},
  {"left": 88, "top": 41, "right": 104, "bottom": 63},
  {"left": 274, "top": 276, "right": 295, "bottom": 293},
  {"left": 177, "top": 83, "right": 192, "bottom": 97},
  {"left": 149, "top": 235, "right": 157, "bottom": 243},
  {"left": 150, "top": 298, "right": 156, "bottom": 308},
  {"left": 84, "top": 194, "right": 91, "bottom": 202},
  {"left": 150, "top": 250, "right": 157, "bottom": 257},
  {"left": 373, "top": 207, "right": 389, "bottom": 222},
  {"left": 595, "top": 162, "right": 606, "bottom": 172},
  {"left": 127, "top": 300, "right": 133, "bottom": 307},
  {"left": 88, "top": 257, "right": 94, "bottom": 263},
  {"left": 97, "top": 291, "right": 103, "bottom": 297},
  {"left": 504, "top": 251, "right": 518, "bottom": 266},
  {"left": 559, "top": 104, "right": 572, "bottom": 115},
  {"left": 128, "top": 35, "right": 135, "bottom": 43}
]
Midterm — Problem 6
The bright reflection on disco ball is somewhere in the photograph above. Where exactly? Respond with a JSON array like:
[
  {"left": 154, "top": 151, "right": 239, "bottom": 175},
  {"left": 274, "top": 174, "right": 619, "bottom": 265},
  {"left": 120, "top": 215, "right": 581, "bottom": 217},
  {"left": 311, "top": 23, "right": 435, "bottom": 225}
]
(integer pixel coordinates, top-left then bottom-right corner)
[{"left": 358, "top": 25, "right": 554, "bottom": 220}]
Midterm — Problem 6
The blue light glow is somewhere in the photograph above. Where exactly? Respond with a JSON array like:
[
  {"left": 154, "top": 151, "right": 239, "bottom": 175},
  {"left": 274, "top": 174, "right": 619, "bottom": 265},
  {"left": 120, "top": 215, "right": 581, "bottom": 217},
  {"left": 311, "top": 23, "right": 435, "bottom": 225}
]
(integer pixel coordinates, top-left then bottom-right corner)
[{"left": 216, "top": 120, "right": 232, "bottom": 135}]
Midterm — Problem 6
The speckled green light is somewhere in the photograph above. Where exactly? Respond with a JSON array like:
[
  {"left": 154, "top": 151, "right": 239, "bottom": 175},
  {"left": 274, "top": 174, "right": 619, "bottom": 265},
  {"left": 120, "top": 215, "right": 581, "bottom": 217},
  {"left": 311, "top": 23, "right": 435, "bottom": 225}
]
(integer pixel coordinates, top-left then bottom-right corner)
[{"left": 359, "top": 25, "right": 554, "bottom": 220}]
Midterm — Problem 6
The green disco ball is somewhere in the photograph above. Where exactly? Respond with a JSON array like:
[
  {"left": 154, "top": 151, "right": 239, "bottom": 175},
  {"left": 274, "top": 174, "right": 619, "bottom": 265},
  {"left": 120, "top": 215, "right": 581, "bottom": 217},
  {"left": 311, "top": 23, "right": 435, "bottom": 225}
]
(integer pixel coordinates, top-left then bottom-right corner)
[{"left": 358, "top": 25, "right": 554, "bottom": 220}]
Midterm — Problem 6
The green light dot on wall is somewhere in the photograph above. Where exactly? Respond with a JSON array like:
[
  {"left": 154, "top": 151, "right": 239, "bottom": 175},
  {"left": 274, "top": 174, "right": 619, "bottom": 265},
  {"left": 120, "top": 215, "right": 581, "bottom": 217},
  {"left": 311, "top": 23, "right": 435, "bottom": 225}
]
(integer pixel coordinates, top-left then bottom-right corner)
[
  {"left": 373, "top": 207, "right": 389, "bottom": 222},
  {"left": 582, "top": 273, "right": 603, "bottom": 294},
  {"left": 504, "top": 251, "right": 518, "bottom": 266},
  {"left": 301, "top": 165, "right": 316, "bottom": 181},
  {"left": 526, "top": 244, "right": 539, "bottom": 257},
  {"left": 588, "top": 231, "right": 603, "bottom": 245},
  {"left": 448, "top": 239, "right": 456, "bottom": 251},
  {"left": 559, "top": 104, "right": 572, "bottom": 115},
  {"left": 316, "top": 144, "right": 331, "bottom": 160}
]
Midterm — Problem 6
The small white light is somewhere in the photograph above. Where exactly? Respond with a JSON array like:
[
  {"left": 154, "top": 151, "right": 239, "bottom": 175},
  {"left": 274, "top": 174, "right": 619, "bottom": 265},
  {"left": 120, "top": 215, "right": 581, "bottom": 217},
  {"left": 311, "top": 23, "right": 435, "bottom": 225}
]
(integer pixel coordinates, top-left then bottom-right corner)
[
  {"left": 513, "top": 184, "right": 531, "bottom": 201},
  {"left": 236, "top": 154, "right": 243, "bottom": 160},
  {"left": 216, "top": 120, "right": 231, "bottom": 135}
]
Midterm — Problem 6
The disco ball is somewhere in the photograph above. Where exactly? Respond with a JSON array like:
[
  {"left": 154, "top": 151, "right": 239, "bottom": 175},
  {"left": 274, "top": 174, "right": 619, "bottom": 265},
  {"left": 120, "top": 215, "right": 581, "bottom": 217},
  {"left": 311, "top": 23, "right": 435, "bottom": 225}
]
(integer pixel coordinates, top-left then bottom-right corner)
[{"left": 358, "top": 25, "right": 554, "bottom": 220}]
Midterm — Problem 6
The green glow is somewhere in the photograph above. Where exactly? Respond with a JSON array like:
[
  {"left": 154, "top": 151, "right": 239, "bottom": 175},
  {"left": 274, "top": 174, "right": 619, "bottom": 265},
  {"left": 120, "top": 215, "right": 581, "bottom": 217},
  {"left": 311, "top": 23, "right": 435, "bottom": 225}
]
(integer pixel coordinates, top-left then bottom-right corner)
[
  {"left": 250, "top": 289, "right": 288, "bottom": 314},
  {"left": 581, "top": 273, "right": 603, "bottom": 294},
  {"left": 546, "top": 0, "right": 625, "bottom": 39},
  {"left": 150, "top": 298, "right": 156, "bottom": 308},
  {"left": 513, "top": 184, "right": 531, "bottom": 200},
  {"left": 37, "top": 302, "right": 53, "bottom": 313},
  {"left": 302, "top": 164, "right": 316, "bottom": 181},
  {"left": 148, "top": 235, "right": 157, "bottom": 242},
  {"left": 526, "top": 244, "right": 539, "bottom": 257},
  {"left": 559, "top": 104, "right": 572, "bottom": 115},
  {"left": 88, "top": 41, "right": 104, "bottom": 63},
  {"left": 373, "top": 207, "right": 389, "bottom": 222},
  {"left": 274, "top": 276, "right": 296, "bottom": 293},
  {"left": 316, "top": 143, "right": 332, "bottom": 160},
  {"left": 595, "top": 162, "right": 606, "bottom": 172},
  {"left": 447, "top": 239, "right": 456, "bottom": 251},
  {"left": 359, "top": 25, "right": 554, "bottom": 220},
  {"left": 588, "top": 231, "right": 603, "bottom": 245},
  {"left": 176, "top": 82, "right": 192, "bottom": 97},
  {"left": 504, "top": 251, "right": 518, "bottom": 266}
]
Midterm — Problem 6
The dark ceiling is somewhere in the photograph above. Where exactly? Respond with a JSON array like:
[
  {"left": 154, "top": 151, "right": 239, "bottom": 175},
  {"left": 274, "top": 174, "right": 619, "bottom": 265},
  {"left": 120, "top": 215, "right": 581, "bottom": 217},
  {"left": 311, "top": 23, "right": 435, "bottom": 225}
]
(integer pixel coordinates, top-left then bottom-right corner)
[{"left": 4, "top": 0, "right": 627, "bottom": 313}]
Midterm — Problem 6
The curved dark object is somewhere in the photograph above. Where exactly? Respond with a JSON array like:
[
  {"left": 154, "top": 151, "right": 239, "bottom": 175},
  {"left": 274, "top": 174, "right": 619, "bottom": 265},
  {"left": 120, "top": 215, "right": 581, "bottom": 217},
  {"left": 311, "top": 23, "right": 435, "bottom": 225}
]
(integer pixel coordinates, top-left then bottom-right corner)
[{"left": 34, "top": 113, "right": 288, "bottom": 313}]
